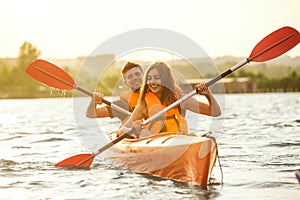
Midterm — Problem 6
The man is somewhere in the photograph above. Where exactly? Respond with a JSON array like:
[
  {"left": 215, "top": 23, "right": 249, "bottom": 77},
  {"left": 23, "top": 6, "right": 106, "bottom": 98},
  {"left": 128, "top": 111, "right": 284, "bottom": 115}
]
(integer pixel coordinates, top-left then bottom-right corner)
[{"left": 86, "top": 62, "right": 143, "bottom": 122}]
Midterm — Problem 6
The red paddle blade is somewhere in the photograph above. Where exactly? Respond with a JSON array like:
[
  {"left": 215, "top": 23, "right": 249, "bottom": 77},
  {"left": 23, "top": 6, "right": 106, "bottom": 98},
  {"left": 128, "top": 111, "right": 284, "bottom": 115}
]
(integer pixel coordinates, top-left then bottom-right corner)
[
  {"left": 249, "top": 26, "right": 300, "bottom": 62},
  {"left": 26, "top": 59, "right": 75, "bottom": 90},
  {"left": 54, "top": 153, "right": 95, "bottom": 168}
]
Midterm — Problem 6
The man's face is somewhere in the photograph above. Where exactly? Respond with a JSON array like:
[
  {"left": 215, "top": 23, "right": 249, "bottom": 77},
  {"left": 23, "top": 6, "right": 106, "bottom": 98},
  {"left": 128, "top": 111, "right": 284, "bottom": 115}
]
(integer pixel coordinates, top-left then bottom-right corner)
[{"left": 123, "top": 67, "right": 143, "bottom": 91}]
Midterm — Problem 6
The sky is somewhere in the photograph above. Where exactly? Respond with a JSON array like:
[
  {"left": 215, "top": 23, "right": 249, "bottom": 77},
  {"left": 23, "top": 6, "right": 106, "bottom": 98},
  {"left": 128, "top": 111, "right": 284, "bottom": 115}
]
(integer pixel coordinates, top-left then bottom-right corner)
[{"left": 1, "top": 0, "right": 299, "bottom": 61}]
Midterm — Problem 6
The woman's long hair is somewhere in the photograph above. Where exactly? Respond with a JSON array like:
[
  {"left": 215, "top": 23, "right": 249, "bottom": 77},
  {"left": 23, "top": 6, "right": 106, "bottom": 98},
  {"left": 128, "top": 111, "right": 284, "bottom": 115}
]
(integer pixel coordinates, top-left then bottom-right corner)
[{"left": 139, "top": 61, "right": 181, "bottom": 107}]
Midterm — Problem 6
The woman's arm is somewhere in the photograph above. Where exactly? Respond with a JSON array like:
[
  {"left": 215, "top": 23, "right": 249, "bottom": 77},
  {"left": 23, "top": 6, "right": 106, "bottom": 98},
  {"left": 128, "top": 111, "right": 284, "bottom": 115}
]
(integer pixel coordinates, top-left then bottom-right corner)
[
  {"left": 182, "top": 82, "right": 221, "bottom": 117},
  {"left": 202, "top": 91, "right": 221, "bottom": 116}
]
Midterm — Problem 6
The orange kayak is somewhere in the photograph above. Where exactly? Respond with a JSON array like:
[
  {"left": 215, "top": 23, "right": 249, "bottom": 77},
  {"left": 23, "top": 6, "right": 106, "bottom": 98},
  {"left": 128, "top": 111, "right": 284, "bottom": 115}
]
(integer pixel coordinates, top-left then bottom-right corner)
[{"left": 105, "top": 132, "right": 217, "bottom": 186}]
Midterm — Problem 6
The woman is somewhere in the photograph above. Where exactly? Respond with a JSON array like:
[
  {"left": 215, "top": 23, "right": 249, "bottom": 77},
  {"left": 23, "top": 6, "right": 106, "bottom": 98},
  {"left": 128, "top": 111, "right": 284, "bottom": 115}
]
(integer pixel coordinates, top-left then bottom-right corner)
[{"left": 117, "top": 61, "right": 221, "bottom": 137}]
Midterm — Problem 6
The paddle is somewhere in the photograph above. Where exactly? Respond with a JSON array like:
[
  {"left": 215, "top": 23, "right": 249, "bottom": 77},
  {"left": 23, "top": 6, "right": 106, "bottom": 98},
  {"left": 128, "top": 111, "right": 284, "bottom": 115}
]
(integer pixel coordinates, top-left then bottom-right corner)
[
  {"left": 54, "top": 26, "right": 300, "bottom": 168},
  {"left": 26, "top": 59, "right": 131, "bottom": 116}
]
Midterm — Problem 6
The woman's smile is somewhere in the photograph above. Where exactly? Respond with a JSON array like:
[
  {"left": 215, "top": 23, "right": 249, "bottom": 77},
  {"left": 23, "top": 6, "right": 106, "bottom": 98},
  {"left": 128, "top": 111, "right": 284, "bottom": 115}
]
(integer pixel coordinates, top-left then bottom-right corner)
[{"left": 147, "top": 68, "right": 161, "bottom": 94}]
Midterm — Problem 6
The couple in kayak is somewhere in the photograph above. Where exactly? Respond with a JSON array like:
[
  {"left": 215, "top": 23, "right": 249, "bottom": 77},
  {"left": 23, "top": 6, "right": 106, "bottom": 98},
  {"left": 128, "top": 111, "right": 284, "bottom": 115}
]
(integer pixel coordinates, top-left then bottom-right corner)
[{"left": 86, "top": 61, "right": 221, "bottom": 138}]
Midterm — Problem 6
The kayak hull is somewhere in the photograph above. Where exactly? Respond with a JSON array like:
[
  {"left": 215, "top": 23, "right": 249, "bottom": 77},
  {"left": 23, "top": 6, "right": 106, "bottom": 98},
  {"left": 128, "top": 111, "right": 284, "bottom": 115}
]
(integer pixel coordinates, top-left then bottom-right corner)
[{"left": 105, "top": 133, "right": 217, "bottom": 186}]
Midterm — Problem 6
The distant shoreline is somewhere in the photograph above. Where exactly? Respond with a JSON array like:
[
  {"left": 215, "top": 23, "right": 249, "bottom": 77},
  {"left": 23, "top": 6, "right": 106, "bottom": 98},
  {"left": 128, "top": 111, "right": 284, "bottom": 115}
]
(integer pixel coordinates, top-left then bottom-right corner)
[{"left": 1, "top": 91, "right": 299, "bottom": 100}]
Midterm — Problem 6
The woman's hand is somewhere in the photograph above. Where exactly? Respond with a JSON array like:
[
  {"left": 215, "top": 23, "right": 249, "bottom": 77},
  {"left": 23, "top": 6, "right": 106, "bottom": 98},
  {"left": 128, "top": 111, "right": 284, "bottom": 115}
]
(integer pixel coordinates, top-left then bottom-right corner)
[
  {"left": 195, "top": 82, "right": 210, "bottom": 96},
  {"left": 112, "top": 120, "right": 144, "bottom": 139},
  {"left": 132, "top": 120, "right": 144, "bottom": 132}
]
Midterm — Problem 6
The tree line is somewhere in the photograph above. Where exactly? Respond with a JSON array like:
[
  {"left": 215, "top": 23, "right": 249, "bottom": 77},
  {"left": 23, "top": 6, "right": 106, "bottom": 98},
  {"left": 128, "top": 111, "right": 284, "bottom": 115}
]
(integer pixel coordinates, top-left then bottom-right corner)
[
  {"left": 0, "top": 41, "right": 299, "bottom": 99},
  {"left": 226, "top": 68, "right": 300, "bottom": 92},
  {"left": 0, "top": 41, "right": 73, "bottom": 98}
]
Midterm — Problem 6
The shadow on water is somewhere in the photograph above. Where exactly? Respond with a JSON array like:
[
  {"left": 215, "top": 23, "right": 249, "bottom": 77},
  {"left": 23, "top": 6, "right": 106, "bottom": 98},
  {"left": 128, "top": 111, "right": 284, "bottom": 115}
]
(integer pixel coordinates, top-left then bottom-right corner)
[
  {"left": 138, "top": 173, "right": 221, "bottom": 200},
  {"left": 90, "top": 161, "right": 223, "bottom": 199}
]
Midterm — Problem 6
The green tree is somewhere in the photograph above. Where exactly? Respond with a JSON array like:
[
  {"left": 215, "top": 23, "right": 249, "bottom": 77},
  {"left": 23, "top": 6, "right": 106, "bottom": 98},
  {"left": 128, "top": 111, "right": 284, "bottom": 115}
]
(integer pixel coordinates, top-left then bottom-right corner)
[
  {"left": 17, "top": 41, "right": 41, "bottom": 71},
  {"left": 12, "top": 41, "right": 41, "bottom": 97},
  {"left": 0, "top": 65, "right": 11, "bottom": 95}
]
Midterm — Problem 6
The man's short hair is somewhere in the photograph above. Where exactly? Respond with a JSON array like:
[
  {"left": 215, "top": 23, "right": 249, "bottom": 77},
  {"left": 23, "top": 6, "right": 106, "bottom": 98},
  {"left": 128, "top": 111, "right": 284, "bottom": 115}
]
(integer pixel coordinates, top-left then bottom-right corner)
[{"left": 121, "top": 62, "right": 142, "bottom": 77}]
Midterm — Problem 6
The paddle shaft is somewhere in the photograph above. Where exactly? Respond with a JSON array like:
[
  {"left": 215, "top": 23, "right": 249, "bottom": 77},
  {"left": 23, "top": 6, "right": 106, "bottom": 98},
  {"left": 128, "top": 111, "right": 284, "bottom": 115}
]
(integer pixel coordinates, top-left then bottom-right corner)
[
  {"left": 77, "top": 85, "right": 131, "bottom": 116},
  {"left": 33, "top": 64, "right": 131, "bottom": 116},
  {"left": 94, "top": 132, "right": 133, "bottom": 157},
  {"left": 76, "top": 131, "right": 133, "bottom": 166}
]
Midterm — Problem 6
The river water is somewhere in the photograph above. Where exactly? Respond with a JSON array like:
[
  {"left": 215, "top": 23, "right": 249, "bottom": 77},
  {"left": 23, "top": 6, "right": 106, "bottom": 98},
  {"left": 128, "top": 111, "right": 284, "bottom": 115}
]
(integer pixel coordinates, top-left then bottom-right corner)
[{"left": 0, "top": 93, "right": 299, "bottom": 200}]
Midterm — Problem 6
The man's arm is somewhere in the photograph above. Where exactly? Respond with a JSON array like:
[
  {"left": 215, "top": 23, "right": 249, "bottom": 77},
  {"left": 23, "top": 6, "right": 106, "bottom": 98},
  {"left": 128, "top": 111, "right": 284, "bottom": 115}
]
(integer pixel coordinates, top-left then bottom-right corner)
[{"left": 86, "top": 93, "right": 130, "bottom": 120}]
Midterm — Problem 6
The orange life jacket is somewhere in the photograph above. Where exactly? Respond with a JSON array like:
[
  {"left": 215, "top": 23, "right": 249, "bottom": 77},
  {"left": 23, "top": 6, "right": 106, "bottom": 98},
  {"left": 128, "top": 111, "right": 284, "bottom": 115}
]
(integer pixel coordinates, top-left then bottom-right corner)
[
  {"left": 120, "top": 91, "right": 140, "bottom": 112},
  {"left": 119, "top": 91, "right": 140, "bottom": 124},
  {"left": 145, "top": 92, "right": 188, "bottom": 133}
]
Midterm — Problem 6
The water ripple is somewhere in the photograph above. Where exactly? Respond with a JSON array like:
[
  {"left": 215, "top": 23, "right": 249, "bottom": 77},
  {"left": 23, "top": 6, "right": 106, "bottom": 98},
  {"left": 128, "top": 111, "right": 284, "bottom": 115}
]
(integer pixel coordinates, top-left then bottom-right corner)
[
  {"left": 265, "top": 142, "right": 300, "bottom": 147},
  {"left": 31, "top": 138, "right": 69, "bottom": 143},
  {"left": 1, "top": 94, "right": 300, "bottom": 200}
]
